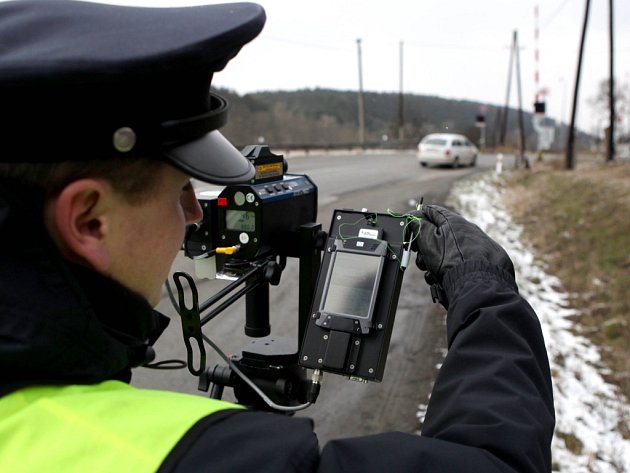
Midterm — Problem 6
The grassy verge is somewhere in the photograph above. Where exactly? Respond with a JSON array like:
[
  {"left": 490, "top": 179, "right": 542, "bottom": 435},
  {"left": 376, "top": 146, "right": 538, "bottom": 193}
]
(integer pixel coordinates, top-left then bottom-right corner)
[{"left": 501, "top": 159, "right": 630, "bottom": 433}]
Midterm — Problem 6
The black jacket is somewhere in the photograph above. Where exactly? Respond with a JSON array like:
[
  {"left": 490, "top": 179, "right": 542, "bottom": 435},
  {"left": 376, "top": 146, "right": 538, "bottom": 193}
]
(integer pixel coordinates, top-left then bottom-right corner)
[{"left": 0, "top": 182, "right": 554, "bottom": 473}]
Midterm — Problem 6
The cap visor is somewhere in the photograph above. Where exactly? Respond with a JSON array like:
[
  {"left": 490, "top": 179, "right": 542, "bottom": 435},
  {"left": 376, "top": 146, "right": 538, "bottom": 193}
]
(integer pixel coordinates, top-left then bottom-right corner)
[{"left": 163, "top": 131, "right": 254, "bottom": 184}]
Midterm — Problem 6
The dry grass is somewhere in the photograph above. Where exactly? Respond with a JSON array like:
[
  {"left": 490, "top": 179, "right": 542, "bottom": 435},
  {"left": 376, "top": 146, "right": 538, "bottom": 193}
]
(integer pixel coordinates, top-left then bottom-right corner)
[{"left": 501, "top": 159, "right": 630, "bottom": 406}]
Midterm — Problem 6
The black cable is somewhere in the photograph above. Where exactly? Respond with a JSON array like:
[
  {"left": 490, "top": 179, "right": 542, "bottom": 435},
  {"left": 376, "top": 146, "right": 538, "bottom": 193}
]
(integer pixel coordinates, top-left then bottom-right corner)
[
  {"left": 144, "top": 360, "right": 187, "bottom": 370},
  {"left": 139, "top": 280, "right": 188, "bottom": 371}
]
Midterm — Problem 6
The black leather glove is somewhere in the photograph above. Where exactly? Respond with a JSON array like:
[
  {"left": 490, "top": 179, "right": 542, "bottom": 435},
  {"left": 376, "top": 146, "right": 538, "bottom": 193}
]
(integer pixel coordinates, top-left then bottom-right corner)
[{"left": 408, "top": 205, "right": 515, "bottom": 307}]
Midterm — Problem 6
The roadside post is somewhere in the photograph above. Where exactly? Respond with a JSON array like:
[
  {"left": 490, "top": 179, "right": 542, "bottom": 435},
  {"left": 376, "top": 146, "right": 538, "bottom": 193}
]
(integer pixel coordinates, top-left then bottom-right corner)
[{"left": 496, "top": 154, "right": 504, "bottom": 175}]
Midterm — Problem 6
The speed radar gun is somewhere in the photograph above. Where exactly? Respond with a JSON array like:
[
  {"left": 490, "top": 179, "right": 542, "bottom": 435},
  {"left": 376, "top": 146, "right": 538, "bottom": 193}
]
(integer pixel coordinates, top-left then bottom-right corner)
[{"left": 176, "top": 145, "right": 411, "bottom": 413}]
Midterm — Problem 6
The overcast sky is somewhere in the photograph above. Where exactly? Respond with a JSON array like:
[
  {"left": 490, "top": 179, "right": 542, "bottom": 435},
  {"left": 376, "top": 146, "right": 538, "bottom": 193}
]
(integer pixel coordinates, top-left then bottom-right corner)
[{"left": 79, "top": 0, "right": 630, "bottom": 133}]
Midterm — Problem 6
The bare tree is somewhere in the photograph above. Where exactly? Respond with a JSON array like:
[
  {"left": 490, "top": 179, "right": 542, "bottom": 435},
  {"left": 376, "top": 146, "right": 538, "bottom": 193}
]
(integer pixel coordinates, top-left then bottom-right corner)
[{"left": 588, "top": 78, "right": 626, "bottom": 141}]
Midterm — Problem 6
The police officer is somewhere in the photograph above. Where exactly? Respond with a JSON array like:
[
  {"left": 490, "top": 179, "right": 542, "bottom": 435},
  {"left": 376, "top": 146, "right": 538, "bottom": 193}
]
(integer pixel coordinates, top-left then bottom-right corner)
[{"left": 0, "top": 1, "right": 554, "bottom": 472}]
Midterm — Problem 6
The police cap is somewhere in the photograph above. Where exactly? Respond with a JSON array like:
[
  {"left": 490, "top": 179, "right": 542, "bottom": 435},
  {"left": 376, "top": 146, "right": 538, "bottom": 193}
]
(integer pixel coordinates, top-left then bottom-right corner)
[{"left": 0, "top": 0, "right": 266, "bottom": 184}]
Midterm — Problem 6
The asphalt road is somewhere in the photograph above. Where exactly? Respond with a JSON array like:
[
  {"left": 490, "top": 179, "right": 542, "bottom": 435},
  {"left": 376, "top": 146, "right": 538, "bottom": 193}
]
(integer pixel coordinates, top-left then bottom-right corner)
[{"left": 132, "top": 150, "right": 512, "bottom": 444}]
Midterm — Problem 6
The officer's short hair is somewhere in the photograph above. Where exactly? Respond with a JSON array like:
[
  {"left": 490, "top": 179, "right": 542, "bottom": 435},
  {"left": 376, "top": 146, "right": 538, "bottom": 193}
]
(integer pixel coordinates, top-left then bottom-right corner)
[
  {"left": 0, "top": 159, "right": 164, "bottom": 203},
  {"left": 0, "top": 0, "right": 266, "bottom": 188}
]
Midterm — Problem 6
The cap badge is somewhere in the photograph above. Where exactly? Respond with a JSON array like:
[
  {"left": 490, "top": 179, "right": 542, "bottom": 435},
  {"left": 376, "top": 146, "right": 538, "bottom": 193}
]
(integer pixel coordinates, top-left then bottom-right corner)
[{"left": 113, "top": 127, "right": 136, "bottom": 153}]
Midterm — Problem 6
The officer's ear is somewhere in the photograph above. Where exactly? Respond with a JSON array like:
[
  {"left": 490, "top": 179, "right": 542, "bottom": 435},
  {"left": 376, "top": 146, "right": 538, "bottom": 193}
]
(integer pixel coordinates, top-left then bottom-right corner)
[{"left": 44, "top": 178, "right": 113, "bottom": 272}]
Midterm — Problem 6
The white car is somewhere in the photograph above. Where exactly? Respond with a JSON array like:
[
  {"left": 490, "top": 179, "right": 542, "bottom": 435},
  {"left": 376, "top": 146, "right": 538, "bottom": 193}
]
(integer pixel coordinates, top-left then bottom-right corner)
[{"left": 417, "top": 133, "right": 478, "bottom": 168}]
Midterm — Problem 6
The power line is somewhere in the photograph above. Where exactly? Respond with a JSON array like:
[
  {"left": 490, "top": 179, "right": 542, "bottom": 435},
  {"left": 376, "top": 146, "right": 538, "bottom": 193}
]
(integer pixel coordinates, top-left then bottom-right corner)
[
  {"left": 262, "top": 35, "right": 349, "bottom": 51},
  {"left": 541, "top": 0, "right": 571, "bottom": 31},
  {"left": 263, "top": 34, "right": 508, "bottom": 54},
  {"left": 403, "top": 41, "right": 505, "bottom": 53}
]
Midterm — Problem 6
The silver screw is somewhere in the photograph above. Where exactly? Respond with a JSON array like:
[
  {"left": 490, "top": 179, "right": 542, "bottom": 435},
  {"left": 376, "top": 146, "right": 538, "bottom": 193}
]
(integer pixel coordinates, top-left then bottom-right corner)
[
  {"left": 355, "top": 340, "right": 360, "bottom": 346},
  {"left": 323, "top": 334, "right": 329, "bottom": 340},
  {"left": 368, "top": 368, "right": 374, "bottom": 374},
  {"left": 302, "top": 355, "right": 308, "bottom": 361},
  {"left": 317, "top": 358, "right": 323, "bottom": 364},
  {"left": 378, "top": 324, "right": 383, "bottom": 329},
  {"left": 349, "top": 364, "right": 355, "bottom": 370},
  {"left": 400, "top": 221, "right": 404, "bottom": 226},
  {"left": 336, "top": 215, "right": 342, "bottom": 220}
]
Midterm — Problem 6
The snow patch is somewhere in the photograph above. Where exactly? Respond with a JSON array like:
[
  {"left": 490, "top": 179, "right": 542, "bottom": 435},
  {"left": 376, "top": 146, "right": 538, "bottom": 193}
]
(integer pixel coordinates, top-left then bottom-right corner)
[{"left": 443, "top": 172, "right": 630, "bottom": 473}]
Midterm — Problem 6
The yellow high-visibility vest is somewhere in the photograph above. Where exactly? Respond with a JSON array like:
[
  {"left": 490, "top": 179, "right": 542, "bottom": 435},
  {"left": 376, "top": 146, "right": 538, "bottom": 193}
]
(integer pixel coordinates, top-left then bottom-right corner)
[{"left": 0, "top": 380, "right": 243, "bottom": 472}]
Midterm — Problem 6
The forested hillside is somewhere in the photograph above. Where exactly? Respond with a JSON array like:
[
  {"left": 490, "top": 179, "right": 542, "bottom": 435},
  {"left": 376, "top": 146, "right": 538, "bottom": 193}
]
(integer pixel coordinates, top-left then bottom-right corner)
[{"left": 214, "top": 87, "right": 572, "bottom": 150}]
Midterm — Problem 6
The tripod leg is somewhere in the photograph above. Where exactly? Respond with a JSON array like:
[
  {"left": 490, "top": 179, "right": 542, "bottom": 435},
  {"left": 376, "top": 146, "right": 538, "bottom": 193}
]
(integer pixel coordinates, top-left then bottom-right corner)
[{"left": 209, "top": 383, "right": 225, "bottom": 400}]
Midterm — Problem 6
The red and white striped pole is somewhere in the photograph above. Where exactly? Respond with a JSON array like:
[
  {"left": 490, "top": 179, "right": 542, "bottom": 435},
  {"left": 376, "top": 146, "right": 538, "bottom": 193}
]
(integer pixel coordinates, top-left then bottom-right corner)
[{"left": 532, "top": 6, "right": 548, "bottom": 110}]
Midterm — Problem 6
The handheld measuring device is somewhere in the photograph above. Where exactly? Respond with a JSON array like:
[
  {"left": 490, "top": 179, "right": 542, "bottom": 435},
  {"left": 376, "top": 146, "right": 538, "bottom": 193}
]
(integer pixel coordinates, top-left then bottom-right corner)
[{"left": 299, "top": 209, "right": 410, "bottom": 382}]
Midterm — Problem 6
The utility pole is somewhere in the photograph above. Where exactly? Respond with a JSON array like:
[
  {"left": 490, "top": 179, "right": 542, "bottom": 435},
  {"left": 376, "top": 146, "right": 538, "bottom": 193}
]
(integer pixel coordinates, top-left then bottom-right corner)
[
  {"left": 566, "top": 0, "right": 591, "bottom": 170},
  {"left": 500, "top": 39, "right": 515, "bottom": 145},
  {"left": 514, "top": 30, "right": 527, "bottom": 167},
  {"left": 499, "top": 31, "right": 526, "bottom": 166},
  {"left": 356, "top": 38, "right": 365, "bottom": 147},
  {"left": 492, "top": 107, "right": 502, "bottom": 148},
  {"left": 607, "top": 0, "right": 615, "bottom": 161},
  {"left": 398, "top": 41, "right": 404, "bottom": 142}
]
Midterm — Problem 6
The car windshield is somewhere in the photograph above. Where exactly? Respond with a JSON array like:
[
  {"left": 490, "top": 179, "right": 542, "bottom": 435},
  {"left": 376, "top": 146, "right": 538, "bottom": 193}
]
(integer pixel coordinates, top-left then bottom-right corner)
[{"left": 423, "top": 138, "right": 447, "bottom": 146}]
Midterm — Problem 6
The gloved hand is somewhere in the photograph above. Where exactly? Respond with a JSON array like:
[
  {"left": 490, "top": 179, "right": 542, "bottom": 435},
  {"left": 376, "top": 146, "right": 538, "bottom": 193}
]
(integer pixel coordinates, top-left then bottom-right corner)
[{"left": 408, "top": 205, "right": 515, "bottom": 307}]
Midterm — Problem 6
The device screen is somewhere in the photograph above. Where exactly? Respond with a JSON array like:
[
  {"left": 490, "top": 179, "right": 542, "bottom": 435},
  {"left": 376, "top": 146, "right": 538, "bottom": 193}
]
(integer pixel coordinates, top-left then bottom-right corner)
[
  {"left": 225, "top": 210, "right": 256, "bottom": 232},
  {"left": 321, "top": 251, "right": 382, "bottom": 319}
]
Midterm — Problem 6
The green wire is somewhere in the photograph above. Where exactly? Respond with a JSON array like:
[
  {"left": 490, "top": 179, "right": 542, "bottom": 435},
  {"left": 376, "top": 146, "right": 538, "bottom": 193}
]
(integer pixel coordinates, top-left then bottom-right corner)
[
  {"left": 337, "top": 215, "right": 370, "bottom": 241},
  {"left": 334, "top": 206, "right": 423, "bottom": 268},
  {"left": 386, "top": 203, "right": 423, "bottom": 247},
  {"left": 336, "top": 214, "right": 399, "bottom": 262}
]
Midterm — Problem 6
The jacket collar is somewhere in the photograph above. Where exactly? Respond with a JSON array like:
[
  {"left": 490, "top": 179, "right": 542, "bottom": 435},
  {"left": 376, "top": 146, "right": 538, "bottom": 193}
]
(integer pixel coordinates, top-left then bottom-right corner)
[{"left": 0, "top": 180, "right": 169, "bottom": 395}]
